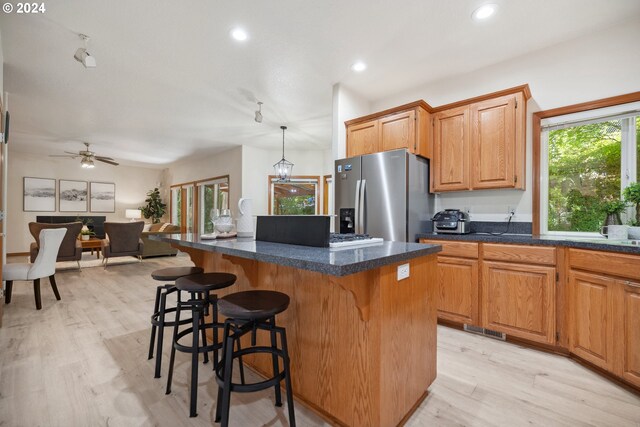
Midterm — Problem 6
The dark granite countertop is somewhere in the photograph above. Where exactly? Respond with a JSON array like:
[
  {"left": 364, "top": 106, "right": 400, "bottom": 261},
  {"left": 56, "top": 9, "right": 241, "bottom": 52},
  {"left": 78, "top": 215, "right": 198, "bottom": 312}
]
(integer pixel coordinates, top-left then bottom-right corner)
[
  {"left": 151, "top": 234, "right": 442, "bottom": 276},
  {"left": 417, "top": 233, "right": 640, "bottom": 255}
]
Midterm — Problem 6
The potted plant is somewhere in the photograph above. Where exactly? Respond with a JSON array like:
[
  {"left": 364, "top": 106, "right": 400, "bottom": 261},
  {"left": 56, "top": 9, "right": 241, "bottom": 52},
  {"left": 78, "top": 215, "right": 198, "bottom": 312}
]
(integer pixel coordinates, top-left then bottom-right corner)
[
  {"left": 623, "top": 182, "right": 640, "bottom": 238},
  {"left": 79, "top": 228, "right": 95, "bottom": 241},
  {"left": 140, "top": 188, "right": 167, "bottom": 224},
  {"left": 602, "top": 198, "right": 626, "bottom": 226}
]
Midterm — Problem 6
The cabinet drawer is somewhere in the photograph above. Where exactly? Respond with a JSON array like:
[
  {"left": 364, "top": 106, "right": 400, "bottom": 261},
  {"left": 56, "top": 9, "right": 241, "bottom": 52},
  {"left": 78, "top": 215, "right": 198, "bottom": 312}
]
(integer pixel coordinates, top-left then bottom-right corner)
[
  {"left": 483, "top": 243, "right": 556, "bottom": 265},
  {"left": 569, "top": 249, "right": 640, "bottom": 280},
  {"left": 420, "top": 240, "right": 479, "bottom": 258}
]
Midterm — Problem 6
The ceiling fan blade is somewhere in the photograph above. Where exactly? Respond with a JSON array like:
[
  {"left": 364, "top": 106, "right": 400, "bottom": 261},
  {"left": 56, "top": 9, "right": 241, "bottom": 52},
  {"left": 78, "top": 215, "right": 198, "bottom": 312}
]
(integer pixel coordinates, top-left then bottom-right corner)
[
  {"left": 95, "top": 156, "right": 116, "bottom": 161},
  {"left": 64, "top": 151, "right": 80, "bottom": 155},
  {"left": 95, "top": 158, "right": 119, "bottom": 166},
  {"left": 49, "top": 154, "right": 78, "bottom": 158}
]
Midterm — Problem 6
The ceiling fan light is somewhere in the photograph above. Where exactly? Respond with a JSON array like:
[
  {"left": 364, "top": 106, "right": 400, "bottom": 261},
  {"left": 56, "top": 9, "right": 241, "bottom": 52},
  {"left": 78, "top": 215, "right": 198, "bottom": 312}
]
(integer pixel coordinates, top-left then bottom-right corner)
[{"left": 81, "top": 157, "right": 95, "bottom": 168}]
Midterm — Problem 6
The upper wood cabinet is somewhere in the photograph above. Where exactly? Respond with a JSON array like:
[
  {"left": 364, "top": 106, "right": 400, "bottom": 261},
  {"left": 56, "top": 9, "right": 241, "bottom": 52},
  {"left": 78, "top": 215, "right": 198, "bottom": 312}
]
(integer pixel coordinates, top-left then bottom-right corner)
[
  {"left": 432, "top": 106, "right": 470, "bottom": 191},
  {"left": 346, "top": 119, "right": 379, "bottom": 158},
  {"left": 471, "top": 94, "right": 521, "bottom": 189},
  {"left": 430, "top": 87, "right": 529, "bottom": 193},
  {"left": 345, "top": 102, "right": 431, "bottom": 159}
]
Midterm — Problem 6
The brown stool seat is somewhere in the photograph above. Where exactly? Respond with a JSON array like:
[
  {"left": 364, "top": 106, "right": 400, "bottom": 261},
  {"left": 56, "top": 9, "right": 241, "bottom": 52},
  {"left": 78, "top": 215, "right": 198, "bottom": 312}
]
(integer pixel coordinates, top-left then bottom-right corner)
[
  {"left": 175, "top": 272, "right": 237, "bottom": 293},
  {"left": 218, "top": 290, "right": 290, "bottom": 320},
  {"left": 151, "top": 267, "right": 204, "bottom": 282}
]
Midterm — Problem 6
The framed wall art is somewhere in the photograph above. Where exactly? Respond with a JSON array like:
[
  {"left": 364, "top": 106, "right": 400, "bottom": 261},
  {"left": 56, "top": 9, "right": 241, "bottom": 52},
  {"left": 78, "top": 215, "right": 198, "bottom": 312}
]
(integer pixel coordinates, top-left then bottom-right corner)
[
  {"left": 90, "top": 181, "right": 116, "bottom": 213},
  {"left": 59, "top": 179, "right": 88, "bottom": 212},
  {"left": 23, "top": 177, "right": 56, "bottom": 212}
]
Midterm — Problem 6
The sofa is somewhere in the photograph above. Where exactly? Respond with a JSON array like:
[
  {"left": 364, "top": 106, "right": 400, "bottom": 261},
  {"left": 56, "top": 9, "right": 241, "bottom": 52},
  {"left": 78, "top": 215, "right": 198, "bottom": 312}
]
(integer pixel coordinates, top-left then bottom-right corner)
[{"left": 141, "top": 223, "right": 181, "bottom": 258}]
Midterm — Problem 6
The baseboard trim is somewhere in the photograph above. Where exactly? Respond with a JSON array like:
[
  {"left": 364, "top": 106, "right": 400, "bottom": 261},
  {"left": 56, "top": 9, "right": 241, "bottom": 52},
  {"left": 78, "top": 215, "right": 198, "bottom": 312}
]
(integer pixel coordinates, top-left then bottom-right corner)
[{"left": 7, "top": 252, "right": 29, "bottom": 257}]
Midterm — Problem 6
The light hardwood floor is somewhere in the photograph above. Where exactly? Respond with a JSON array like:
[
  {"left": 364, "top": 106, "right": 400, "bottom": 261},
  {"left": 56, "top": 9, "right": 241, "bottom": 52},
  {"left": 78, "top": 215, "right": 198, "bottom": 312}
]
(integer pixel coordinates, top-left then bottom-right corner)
[{"left": 1, "top": 254, "right": 639, "bottom": 427}]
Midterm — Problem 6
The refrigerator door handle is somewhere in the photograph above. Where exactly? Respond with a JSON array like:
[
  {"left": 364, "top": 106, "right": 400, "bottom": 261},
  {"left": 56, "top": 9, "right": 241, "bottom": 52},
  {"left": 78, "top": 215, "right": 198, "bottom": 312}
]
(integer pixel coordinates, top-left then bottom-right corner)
[
  {"left": 359, "top": 179, "right": 366, "bottom": 234},
  {"left": 354, "top": 179, "right": 361, "bottom": 234}
]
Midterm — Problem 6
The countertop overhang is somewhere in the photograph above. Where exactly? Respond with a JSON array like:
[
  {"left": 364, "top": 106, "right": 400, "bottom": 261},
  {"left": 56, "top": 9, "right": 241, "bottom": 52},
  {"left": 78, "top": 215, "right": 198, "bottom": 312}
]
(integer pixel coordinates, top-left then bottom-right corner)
[
  {"left": 151, "top": 234, "right": 442, "bottom": 276},
  {"left": 417, "top": 232, "right": 640, "bottom": 255}
]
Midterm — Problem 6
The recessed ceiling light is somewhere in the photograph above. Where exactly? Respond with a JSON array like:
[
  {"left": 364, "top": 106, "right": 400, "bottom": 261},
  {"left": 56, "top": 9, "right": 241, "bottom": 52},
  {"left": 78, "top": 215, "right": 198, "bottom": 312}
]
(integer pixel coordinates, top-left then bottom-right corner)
[
  {"left": 351, "top": 61, "right": 367, "bottom": 72},
  {"left": 472, "top": 4, "right": 497, "bottom": 21},
  {"left": 231, "top": 27, "right": 248, "bottom": 41}
]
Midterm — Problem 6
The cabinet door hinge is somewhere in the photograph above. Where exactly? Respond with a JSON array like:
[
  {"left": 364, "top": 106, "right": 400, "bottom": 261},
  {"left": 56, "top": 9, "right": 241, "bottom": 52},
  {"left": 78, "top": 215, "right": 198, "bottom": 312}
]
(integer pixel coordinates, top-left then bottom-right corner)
[
  {"left": 515, "top": 99, "right": 518, "bottom": 109},
  {"left": 432, "top": 119, "right": 435, "bottom": 127},
  {"left": 514, "top": 175, "right": 518, "bottom": 183},
  {"left": 556, "top": 272, "right": 560, "bottom": 282},
  {"left": 556, "top": 331, "right": 560, "bottom": 342}
]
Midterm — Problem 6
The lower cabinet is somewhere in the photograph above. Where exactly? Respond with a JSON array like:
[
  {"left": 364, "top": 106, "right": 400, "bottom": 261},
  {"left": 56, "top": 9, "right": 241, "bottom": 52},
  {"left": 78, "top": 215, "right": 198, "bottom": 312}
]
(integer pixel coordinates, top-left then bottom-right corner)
[
  {"left": 568, "top": 270, "right": 616, "bottom": 371},
  {"left": 436, "top": 256, "right": 479, "bottom": 325},
  {"left": 618, "top": 280, "right": 640, "bottom": 387},
  {"left": 482, "top": 261, "right": 555, "bottom": 344}
]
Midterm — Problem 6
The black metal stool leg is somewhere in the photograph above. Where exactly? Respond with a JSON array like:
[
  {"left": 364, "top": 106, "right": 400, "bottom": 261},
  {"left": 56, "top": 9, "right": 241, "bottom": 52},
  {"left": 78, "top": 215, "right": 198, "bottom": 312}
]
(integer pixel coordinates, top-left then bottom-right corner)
[
  {"left": 236, "top": 338, "right": 246, "bottom": 385},
  {"left": 189, "top": 307, "right": 200, "bottom": 417},
  {"left": 212, "top": 294, "right": 219, "bottom": 370},
  {"left": 280, "top": 327, "right": 296, "bottom": 427},
  {"left": 200, "top": 311, "right": 209, "bottom": 365},
  {"left": 270, "top": 317, "right": 283, "bottom": 407},
  {"left": 165, "top": 296, "right": 182, "bottom": 395},
  {"left": 215, "top": 321, "right": 233, "bottom": 423},
  {"left": 154, "top": 290, "right": 168, "bottom": 378},
  {"left": 219, "top": 329, "right": 235, "bottom": 427},
  {"left": 148, "top": 286, "right": 162, "bottom": 360}
]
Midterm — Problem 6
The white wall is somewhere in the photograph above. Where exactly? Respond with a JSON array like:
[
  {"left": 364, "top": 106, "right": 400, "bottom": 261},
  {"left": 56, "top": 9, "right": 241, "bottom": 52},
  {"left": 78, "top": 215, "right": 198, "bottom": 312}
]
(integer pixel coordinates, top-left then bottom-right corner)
[
  {"left": 242, "top": 145, "right": 327, "bottom": 216},
  {"left": 166, "top": 146, "right": 243, "bottom": 218},
  {"left": 364, "top": 17, "right": 640, "bottom": 222},
  {"left": 7, "top": 150, "right": 163, "bottom": 253},
  {"left": 332, "top": 83, "right": 370, "bottom": 161}
]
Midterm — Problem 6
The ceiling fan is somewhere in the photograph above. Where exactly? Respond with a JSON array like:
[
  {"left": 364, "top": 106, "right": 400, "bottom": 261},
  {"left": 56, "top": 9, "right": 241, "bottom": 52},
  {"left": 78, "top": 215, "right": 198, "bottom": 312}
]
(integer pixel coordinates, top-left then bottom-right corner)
[{"left": 49, "top": 142, "right": 119, "bottom": 168}]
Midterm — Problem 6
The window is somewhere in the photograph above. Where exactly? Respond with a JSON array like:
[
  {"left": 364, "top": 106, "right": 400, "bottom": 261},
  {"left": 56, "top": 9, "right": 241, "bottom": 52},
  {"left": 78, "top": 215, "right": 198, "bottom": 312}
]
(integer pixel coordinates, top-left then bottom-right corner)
[
  {"left": 170, "top": 184, "right": 193, "bottom": 232},
  {"left": 172, "top": 176, "right": 230, "bottom": 234},
  {"left": 170, "top": 186, "right": 181, "bottom": 226},
  {"left": 540, "top": 103, "right": 640, "bottom": 235},
  {"left": 198, "top": 177, "right": 229, "bottom": 233},
  {"left": 269, "top": 176, "right": 319, "bottom": 215}
]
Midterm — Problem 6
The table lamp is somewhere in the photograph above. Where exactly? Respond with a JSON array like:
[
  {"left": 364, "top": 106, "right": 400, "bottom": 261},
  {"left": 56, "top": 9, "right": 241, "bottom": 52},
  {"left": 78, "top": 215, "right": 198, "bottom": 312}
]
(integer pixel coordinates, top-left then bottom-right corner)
[{"left": 125, "top": 209, "right": 142, "bottom": 222}]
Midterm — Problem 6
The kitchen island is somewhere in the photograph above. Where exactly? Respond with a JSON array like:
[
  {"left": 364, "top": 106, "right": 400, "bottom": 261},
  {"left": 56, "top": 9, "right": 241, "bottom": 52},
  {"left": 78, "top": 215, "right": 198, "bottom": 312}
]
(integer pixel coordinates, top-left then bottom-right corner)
[{"left": 152, "top": 234, "right": 441, "bottom": 427}]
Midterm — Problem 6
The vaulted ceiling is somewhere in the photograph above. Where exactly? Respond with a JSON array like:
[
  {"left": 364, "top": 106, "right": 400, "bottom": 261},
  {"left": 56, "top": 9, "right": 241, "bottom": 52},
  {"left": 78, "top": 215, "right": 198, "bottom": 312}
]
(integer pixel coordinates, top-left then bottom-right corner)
[{"left": 1, "top": 0, "right": 639, "bottom": 166}]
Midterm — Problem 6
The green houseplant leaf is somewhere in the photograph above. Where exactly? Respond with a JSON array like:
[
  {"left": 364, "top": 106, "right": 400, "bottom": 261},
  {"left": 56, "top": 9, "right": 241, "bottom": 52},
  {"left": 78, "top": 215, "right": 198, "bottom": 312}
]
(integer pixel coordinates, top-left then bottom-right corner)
[{"left": 139, "top": 188, "right": 167, "bottom": 224}]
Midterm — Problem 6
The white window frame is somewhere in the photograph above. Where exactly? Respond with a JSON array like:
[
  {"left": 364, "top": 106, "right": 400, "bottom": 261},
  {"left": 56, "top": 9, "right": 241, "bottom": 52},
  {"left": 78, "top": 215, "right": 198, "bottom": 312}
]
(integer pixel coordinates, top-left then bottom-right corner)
[{"left": 540, "top": 102, "right": 640, "bottom": 237}]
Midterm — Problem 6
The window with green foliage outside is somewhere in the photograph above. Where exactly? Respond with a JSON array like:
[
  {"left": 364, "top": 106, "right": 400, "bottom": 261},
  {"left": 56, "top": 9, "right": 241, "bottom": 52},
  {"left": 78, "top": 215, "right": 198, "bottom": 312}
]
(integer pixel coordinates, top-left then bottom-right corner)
[
  {"left": 269, "top": 177, "right": 319, "bottom": 215},
  {"left": 544, "top": 113, "right": 640, "bottom": 233}
]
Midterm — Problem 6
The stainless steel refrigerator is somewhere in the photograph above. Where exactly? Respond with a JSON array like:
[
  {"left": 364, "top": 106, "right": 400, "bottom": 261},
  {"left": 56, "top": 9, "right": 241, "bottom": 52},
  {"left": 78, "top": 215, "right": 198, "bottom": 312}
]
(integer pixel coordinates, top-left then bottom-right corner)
[{"left": 334, "top": 149, "right": 434, "bottom": 242}]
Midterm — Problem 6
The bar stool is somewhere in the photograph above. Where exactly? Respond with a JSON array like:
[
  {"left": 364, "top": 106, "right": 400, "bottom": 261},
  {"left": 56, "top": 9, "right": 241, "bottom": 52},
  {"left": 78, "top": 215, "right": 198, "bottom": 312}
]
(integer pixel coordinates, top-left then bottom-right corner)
[
  {"left": 214, "top": 290, "right": 296, "bottom": 427},
  {"left": 166, "top": 272, "right": 239, "bottom": 418},
  {"left": 148, "top": 266, "right": 204, "bottom": 378}
]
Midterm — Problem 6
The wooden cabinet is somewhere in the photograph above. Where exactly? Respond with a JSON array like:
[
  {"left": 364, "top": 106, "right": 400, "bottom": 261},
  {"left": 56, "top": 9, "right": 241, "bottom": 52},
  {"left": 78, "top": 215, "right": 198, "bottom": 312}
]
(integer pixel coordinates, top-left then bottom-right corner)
[
  {"left": 379, "top": 110, "right": 415, "bottom": 152},
  {"left": 430, "top": 89, "right": 527, "bottom": 193},
  {"left": 569, "top": 249, "right": 640, "bottom": 386},
  {"left": 421, "top": 239, "right": 479, "bottom": 325},
  {"left": 346, "top": 119, "right": 379, "bottom": 157},
  {"left": 471, "top": 94, "right": 520, "bottom": 189},
  {"left": 431, "top": 106, "right": 470, "bottom": 191},
  {"left": 619, "top": 280, "right": 640, "bottom": 387},
  {"left": 436, "top": 256, "right": 479, "bottom": 324},
  {"left": 345, "top": 102, "right": 431, "bottom": 159},
  {"left": 568, "top": 270, "right": 616, "bottom": 371},
  {"left": 482, "top": 261, "right": 556, "bottom": 344}
]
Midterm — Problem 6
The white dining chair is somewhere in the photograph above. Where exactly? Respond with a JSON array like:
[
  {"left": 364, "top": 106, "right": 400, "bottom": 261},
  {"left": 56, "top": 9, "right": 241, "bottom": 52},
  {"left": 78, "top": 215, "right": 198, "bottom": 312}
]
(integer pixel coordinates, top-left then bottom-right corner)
[{"left": 3, "top": 228, "right": 66, "bottom": 310}]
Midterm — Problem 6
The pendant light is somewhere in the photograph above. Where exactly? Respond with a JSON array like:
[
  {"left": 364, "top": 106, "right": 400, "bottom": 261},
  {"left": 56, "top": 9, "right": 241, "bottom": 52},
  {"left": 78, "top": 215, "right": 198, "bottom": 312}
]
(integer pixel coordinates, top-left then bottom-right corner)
[{"left": 273, "top": 125, "right": 293, "bottom": 182}]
